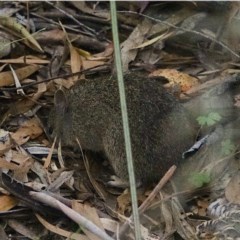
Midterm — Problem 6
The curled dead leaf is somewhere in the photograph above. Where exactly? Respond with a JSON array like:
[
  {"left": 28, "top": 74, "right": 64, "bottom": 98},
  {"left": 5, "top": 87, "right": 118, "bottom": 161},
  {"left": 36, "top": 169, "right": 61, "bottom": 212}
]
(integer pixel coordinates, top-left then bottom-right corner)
[
  {"left": 10, "top": 118, "right": 43, "bottom": 145},
  {"left": 149, "top": 69, "right": 199, "bottom": 93}
]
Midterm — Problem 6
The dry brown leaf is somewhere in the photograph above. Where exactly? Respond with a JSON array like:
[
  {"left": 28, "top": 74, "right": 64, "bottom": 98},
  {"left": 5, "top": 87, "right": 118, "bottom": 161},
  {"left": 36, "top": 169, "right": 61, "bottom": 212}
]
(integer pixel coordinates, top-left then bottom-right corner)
[
  {"left": 36, "top": 77, "right": 47, "bottom": 93},
  {"left": 93, "top": 43, "right": 113, "bottom": 59},
  {"left": 116, "top": 190, "right": 132, "bottom": 216},
  {"left": 0, "top": 195, "right": 18, "bottom": 211},
  {"left": 100, "top": 218, "right": 119, "bottom": 234},
  {"left": 18, "top": 118, "right": 42, "bottom": 139},
  {"left": 225, "top": 173, "right": 240, "bottom": 204},
  {"left": 48, "top": 171, "right": 74, "bottom": 192},
  {"left": 30, "top": 161, "right": 49, "bottom": 186},
  {"left": 11, "top": 118, "right": 43, "bottom": 145},
  {"left": 36, "top": 214, "right": 89, "bottom": 240},
  {"left": 6, "top": 83, "right": 46, "bottom": 117},
  {"left": 72, "top": 201, "right": 104, "bottom": 229},
  {"left": 13, "top": 158, "right": 33, "bottom": 182},
  {"left": 0, "top": 56, "right": 49, "bottom": 64},
  {"left": 0, "top": 16, "right": 43, "bottom": 52},
  {"left": 43, "top": 137, "right": 56, "bottom": 169},
  {"left": 117, "top": 188, "right": 146, "bottom": 217},
  {"left": 7, "top": 98, "right": 36, "bottom": 117},
  {"left": 133, "top": 31, "right": 173, "bottom": 49},
  {"left": 72, "top": 201, "right": 104, "bottom": 240},
  {"left": 35, "top": 29, "right": 66, "bottom": 42},
  {"left": 141, "top": 225, "right": 161, "bottom": 240},
  {"left": 150, "top": 69, "right": 199, "bottom": 92},
  {"left": 70, "top": 45, "right": 82, "bottom": 81},
  {"left": 82, "top": 59, "right": 106, "bottom": 70},
  {"left": 0, "top": 157, "right": 19, "bottom": 170},
  {"left": 0, "top": 65, "right": 40, "bottom": 87},
  {"left": 4, "top": 149, "right": 31, "bottom": 168},
  {"left": 121, "top": 19, "right": 152, "bottom": 72},
  {"left": 53, "top": 77, "right": 75, "bottom": 89},
  {"left": 171, "top": 198, "right": 196, "bottom": 239},
  {"left": 160, "top": 193, "right": 173, "bottom": 233}
]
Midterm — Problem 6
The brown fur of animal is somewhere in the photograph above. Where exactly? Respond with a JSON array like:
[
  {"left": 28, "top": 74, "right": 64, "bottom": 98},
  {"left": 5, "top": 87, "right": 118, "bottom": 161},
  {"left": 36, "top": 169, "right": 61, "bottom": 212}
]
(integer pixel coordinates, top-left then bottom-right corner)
[{"left": 48, "top": 73, "right": 195, "bottom": 184}]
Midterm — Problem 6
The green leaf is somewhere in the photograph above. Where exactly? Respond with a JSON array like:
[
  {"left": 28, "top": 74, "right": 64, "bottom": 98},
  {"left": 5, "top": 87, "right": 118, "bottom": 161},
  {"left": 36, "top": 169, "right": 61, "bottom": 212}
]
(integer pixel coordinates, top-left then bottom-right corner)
[
  {"left": 206, "top": 118, "right": 216, "bottom": 126},
  {"left": 221, "top": 139, "right": 236, "bottom": 156},
  {"left": 208, "top": 112, "right": 222, "bottom": 121},
  {"left": 189, "top": 172, "right": 211, "bottom": 188},
  {"left": 196, "top": 112, "right": 222, "bottom": 127},
  {"left": 196, "top": 116, "right": 207, "bottom": 126}
]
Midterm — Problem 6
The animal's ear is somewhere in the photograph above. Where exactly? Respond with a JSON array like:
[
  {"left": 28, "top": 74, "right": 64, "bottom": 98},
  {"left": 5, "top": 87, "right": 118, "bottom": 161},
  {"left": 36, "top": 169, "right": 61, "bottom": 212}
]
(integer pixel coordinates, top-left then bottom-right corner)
[{"left": 54, "top": 89, "right": 68, "bottom": 115}]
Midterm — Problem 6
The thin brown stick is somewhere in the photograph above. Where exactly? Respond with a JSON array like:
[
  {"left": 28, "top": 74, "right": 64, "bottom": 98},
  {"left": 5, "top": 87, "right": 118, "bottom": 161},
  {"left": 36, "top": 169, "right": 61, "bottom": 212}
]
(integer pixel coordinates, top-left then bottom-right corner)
[
  {"left": 0, "top": 65, "right": 110, "bottom": 91},
  {"left": 139, "top": 165, "right": 177, "bottom": 213},
  {"left": 117, "top": 165, "right": 177, "bottom": 239}
]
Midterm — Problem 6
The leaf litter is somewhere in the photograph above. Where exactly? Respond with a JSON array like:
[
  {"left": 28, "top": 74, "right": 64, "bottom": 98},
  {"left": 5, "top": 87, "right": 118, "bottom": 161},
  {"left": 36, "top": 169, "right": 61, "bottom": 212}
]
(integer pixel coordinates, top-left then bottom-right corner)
[{"left": 0, "top": 1, "right": 240, "bottom": 240}]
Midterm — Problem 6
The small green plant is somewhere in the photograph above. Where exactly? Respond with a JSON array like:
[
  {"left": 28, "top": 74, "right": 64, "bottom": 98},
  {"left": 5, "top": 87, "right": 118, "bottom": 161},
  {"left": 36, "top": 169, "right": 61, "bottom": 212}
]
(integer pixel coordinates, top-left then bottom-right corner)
[
  {"left": 221, "top": 139, "right": 236, "bottom": 156},
  {"left": 189, "top": 172, "right": 211, "bottom": 188},
  {"left": 197, "top": 112, "right": 222, "bottom": 127}
]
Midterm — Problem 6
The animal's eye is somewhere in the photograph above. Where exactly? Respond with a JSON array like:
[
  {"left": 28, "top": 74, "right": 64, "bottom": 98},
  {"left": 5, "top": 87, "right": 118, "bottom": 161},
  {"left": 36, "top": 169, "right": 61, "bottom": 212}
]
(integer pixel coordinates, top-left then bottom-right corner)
[{"left": 48, "top": 126, "right": 53, "bottom": 136}]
